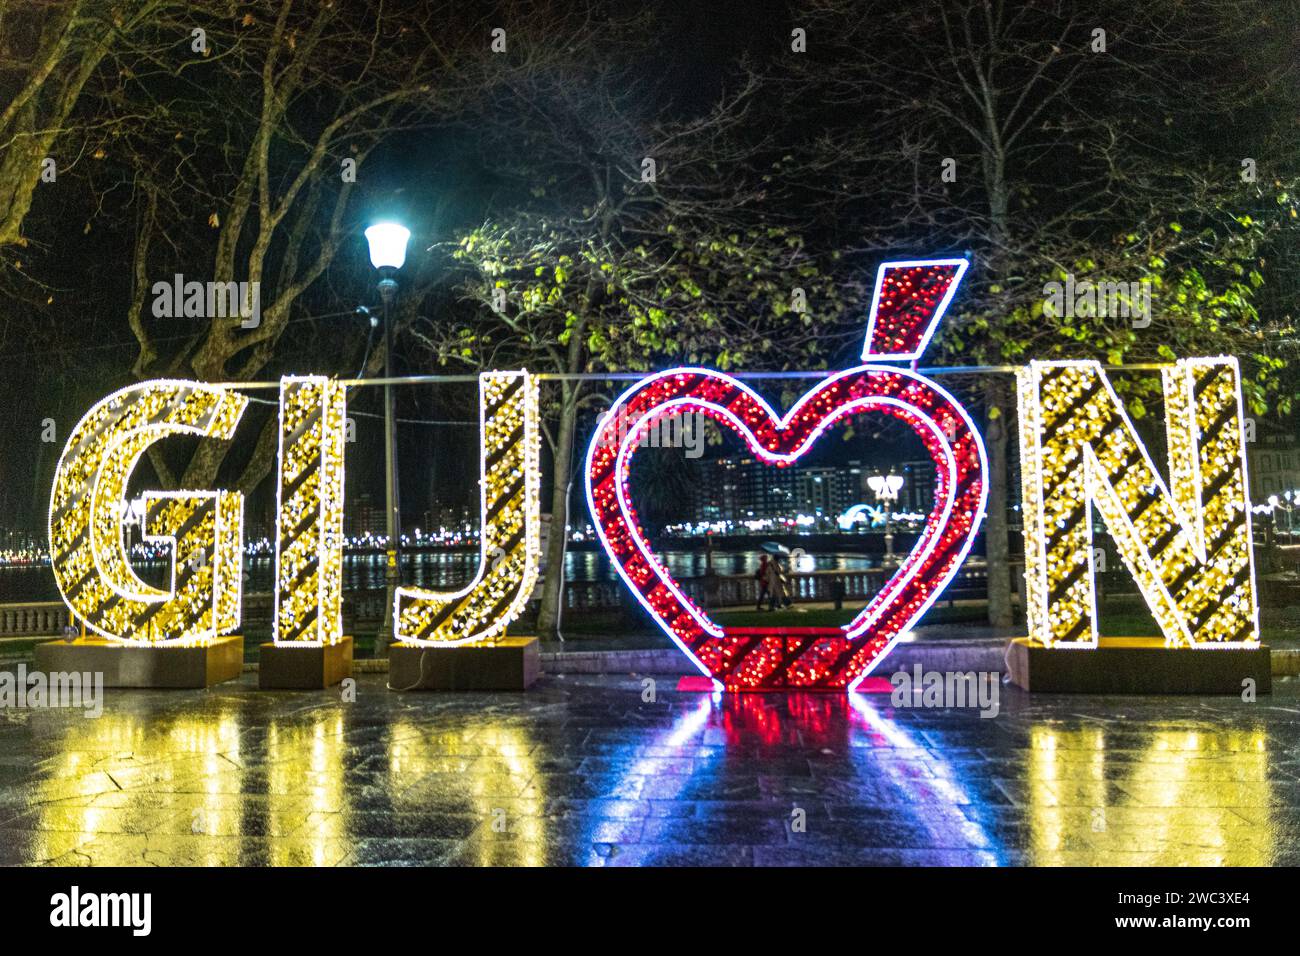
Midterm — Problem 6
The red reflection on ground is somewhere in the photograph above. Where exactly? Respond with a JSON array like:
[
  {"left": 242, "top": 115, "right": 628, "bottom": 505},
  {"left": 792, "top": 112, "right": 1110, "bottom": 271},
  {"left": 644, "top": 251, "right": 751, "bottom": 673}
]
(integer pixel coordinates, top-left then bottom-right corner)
[{"left": 676, "top": 674, "right": 893, "bottom": 694}]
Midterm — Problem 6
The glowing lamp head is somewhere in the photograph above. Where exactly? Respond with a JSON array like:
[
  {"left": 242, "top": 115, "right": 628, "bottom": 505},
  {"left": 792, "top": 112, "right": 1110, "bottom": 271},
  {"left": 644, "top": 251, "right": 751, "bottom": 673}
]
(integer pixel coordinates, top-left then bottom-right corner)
[
  {"left": 119, "top": 497, "right": 146, "bottom": 525},
  {"left": 364, "top": 223, "right": 411, "bottom": 270},
  {"left": 868, "top": 474, "right": 904, "bottom": 500}
]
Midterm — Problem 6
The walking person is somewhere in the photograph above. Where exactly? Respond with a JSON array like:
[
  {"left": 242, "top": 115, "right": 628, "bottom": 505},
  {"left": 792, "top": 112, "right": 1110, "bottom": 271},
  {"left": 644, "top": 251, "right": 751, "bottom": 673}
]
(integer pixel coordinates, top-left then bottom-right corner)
[
  {"left": 772, "top": 554, "right": 793, "bottom": 608},
  {"left": 755, "top": 554, "right": 770, "bottom": 611},
  {"left": 763, "top": 553, "right": 787, "bottom": 611}
]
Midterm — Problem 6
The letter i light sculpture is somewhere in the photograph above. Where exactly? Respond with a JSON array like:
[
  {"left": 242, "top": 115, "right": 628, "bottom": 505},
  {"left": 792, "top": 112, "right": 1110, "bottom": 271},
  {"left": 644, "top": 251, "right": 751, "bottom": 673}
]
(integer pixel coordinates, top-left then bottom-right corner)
[{"left": 272, "top": 376, "right": 348, "bottom": 647}]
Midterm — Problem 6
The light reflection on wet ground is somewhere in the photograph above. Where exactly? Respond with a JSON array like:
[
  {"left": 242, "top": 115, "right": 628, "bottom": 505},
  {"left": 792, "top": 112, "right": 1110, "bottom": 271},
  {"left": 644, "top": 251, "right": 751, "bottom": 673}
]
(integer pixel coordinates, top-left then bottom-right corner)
[{"left": 0, "top": 674, "right": 1296, "bottom": 866}]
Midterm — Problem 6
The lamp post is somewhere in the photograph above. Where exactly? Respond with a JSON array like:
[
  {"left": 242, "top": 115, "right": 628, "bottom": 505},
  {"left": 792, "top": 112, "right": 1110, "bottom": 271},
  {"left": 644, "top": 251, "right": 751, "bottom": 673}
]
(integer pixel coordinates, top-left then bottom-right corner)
[
  {"left": 365, "top": 222, "right": 411, "bottom": 657},
  {"left": 867, "top": 470, "right": 904, "bottom": 566},
  {"left": 119, "top": 496, "right": 145, "bottom": 553}
]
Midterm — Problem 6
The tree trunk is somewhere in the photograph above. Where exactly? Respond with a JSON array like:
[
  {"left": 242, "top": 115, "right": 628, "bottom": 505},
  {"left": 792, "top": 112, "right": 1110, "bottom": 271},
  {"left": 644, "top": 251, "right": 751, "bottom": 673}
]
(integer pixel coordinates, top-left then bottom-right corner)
[
  {"left": 536, "top": 386, "right": 578, "bottom": 637},
  {"left": 0, "top": 119, "right": 46, "bottom": 249},
  {"left": 30, "top": 430, "right": 53, "bottom": 537},
  {"left": 984, "top": 375, "right": 1014, "bottom": 628},
  {"left": 0, "top": 2, "right": 118, "bottom": 252}
]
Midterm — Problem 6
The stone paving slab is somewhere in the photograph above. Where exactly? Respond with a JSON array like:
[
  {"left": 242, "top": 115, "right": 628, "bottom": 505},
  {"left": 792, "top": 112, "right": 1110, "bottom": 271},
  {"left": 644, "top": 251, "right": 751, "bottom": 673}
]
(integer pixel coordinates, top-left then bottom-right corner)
[{"left": 0, "top": 672, "right": 1298, "bottom": 865}]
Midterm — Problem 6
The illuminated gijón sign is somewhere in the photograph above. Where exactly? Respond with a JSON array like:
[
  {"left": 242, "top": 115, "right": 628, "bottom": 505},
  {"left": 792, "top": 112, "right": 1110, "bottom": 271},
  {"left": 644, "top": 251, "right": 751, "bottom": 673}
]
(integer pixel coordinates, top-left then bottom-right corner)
[
  {"left": 50, "top": 381, "right": 247, "bottom": 645},
  {"left": 48, "top": 372, "right": 541, "bottom": 648},
  {"left": 273, "top": 376, "right": 348, "bottom": 646},
  {"left": 394, "top": 370, "right": 541, "bottom": 646},
  {"left": 587, "top": 259, "right": 988, "bottom": 691},
  {"left": 47, "top": 260, "right": 1257, "bottom": 687}
]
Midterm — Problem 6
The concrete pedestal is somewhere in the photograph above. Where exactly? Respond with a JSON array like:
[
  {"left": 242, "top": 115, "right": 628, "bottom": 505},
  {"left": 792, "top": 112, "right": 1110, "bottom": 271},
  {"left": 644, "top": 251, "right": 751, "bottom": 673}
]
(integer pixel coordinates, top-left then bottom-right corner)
[
  {"left": 258, "top": 636, "right": 353, "bottom": 689},
  {"left": 1006, "top": 636, "right": 1271, "bottom": 694},
  {"left": 388, "top": 636, "right": 540, "bottom": 691},
  {"left": 33, "top": 635, "right": 244, "bottom": 688}
]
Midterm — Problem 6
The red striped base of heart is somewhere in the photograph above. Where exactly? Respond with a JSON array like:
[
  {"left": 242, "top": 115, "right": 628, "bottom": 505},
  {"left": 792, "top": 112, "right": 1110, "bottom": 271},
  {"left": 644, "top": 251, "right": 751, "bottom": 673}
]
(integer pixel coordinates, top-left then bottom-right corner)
[
  {"left": 669, "top": 626, "right": 897, "bottom": 692},
  {"left": 674, "top": 673, "right": 897, "bottom": 694}
]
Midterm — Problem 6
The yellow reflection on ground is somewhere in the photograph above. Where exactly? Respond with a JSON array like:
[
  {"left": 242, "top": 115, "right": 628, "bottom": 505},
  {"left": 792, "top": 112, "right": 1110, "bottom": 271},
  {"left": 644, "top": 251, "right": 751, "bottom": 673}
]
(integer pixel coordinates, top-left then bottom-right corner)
[
  {"left": 264, "top": 709, "right": 347, "bottom": 865},
  {"left": 32, "top": 705, "right": 247, "bottom": 865},
  {"left": 9, "top": 676, "right": 1284, "bottom": 868},
  {"left": 1025, "top": 723, "right": 1275, "bottom": 865},
  {"left": 385, "top": 715, "right": 540, "bottom": 864},
  {"left": 26, "top": 699, "right": 364, "bottom": 865}
]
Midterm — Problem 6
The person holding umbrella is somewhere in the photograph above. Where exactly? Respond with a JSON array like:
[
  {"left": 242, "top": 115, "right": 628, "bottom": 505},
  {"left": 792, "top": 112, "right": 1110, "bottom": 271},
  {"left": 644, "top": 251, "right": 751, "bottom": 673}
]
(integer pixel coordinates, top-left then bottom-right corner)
[{"left": 767, "top": 554, "right": 792, "bottom": 610}]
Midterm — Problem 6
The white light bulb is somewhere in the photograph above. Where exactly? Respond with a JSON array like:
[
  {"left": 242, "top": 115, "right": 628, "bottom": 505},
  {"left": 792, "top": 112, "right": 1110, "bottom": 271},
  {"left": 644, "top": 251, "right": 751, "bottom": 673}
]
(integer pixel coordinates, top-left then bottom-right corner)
[{"left": 365, "top": 223, "right": 411, "bottom": 269}]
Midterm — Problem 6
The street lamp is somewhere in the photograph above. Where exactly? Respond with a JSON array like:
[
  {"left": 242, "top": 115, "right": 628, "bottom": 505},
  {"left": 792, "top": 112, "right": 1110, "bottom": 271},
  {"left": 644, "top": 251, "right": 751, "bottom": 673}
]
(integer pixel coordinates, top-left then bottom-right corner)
[
  {"left": 867, "top": 470, "right": 904, "bottom": 565},
  {"left": 119, "top": 496, "right": 146, "bottom": 552},
  {"left": 365, "top": 222, "right": 410, "bottom": 656}
]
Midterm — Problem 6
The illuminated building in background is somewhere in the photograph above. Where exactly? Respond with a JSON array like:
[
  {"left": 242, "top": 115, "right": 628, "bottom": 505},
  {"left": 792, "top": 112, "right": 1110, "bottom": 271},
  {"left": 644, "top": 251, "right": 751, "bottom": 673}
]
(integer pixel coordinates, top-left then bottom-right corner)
[
  {"left": 1246, "top": 428, "right": 1300, "bottom": 503},
  {"left": 344, "top": 493, "right": 387, "bottom": 539},
  {"left": 684, "top": 455, "right": 936, "bottom": 531},
  {"left": 691, "top": 457, "right": 863, "bottom": 524}
]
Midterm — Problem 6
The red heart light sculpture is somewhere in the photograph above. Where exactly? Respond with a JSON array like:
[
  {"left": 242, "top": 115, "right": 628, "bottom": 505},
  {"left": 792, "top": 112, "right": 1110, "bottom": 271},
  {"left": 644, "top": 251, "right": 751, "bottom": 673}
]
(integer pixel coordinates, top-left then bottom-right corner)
[{"left": 585, "top": 259, "right": 987, "bottom": 691}]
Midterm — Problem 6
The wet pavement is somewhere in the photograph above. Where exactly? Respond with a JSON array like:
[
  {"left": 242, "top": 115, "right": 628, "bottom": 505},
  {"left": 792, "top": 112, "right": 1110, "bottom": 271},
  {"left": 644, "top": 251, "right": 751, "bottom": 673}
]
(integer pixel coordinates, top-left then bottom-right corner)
[{"left": 1, "top": 672, "right": 1299, "bottom": 866}]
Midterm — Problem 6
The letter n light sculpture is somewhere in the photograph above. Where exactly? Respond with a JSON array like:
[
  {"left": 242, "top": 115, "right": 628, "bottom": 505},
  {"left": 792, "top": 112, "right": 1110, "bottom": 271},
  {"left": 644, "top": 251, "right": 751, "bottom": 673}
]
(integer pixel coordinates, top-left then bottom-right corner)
[{"left": 1018, "top": 358, "right": 1257, "bottom": 648}]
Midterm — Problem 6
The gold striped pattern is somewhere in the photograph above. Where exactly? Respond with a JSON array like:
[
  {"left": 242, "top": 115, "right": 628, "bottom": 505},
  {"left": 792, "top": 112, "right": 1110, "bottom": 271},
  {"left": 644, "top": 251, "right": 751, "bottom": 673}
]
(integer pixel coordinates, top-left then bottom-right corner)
[
  {"left": 1019, "top": 359, "right": 1256, "bottom": 647},
  {"left": 48, "top": 381, "right": 247, "bottom": 645},
  {"left": 138, "top": 493, "right": 244, "bottom": 640},
  {"left": 273, "top": 377, "right": 347, "bottom": 646},
  {"left": 394, "top": 371, "right": 541, "bottom": 646}
]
